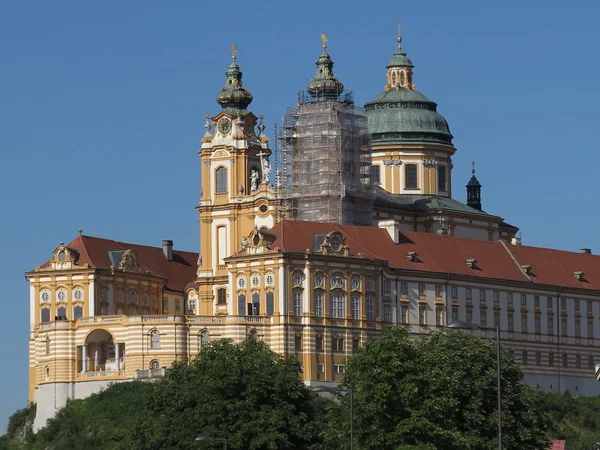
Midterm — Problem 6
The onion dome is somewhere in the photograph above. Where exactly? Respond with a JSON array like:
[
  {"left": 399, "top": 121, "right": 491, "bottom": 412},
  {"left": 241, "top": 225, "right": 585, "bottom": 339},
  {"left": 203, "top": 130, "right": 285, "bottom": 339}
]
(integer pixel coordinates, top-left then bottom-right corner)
[
  {"left": 216, "top": 44, "right": 253, "bottom": 112},
  {"left": 306, "top": 33, "right": 345, "bottom": 101},
  {"left": 364, "top": 32, "right": 453, "bottom": 146}
]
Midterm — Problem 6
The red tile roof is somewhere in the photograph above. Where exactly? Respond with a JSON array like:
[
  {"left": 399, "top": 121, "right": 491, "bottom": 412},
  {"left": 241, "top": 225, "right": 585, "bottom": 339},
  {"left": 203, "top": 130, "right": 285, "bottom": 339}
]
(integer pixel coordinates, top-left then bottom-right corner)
[
  {"left": 269, "top": 221, "right": 600, "bottom": 291},
  {"left": 550, "top": 440, "right": 566, "bottom": 450},
  {"left": 35, "top": 235, "right": 198, "bottom": 292}
]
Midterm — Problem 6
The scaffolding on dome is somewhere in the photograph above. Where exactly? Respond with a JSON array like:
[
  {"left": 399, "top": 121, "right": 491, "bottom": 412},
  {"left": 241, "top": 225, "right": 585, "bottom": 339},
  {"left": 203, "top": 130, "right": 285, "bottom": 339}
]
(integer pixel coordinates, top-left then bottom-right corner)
[{"left": 277, "top": 91, "right": 374, "bottom": 226}]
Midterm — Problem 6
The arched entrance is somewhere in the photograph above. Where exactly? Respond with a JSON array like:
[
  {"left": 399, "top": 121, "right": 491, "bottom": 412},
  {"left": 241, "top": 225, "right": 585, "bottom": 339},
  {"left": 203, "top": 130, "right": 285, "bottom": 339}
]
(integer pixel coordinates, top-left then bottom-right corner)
[{"left": 79, "top": 329, "right": 125, "bottom": 374}]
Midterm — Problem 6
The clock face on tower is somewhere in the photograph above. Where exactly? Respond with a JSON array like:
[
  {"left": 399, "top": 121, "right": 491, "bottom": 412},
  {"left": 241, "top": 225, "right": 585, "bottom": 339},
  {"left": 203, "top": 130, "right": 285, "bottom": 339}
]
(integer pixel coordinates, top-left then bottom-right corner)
[{"left": 218, "top": 118, "right": 231, "bottom": 135}]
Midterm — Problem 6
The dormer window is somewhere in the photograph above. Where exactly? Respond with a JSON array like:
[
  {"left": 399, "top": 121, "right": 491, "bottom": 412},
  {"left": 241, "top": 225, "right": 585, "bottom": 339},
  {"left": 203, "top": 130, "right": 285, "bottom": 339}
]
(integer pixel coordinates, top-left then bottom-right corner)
[
  {"left": 58, "top": 250, "right": 66, "bottom": 262},
  {"left": 406, "top": 251, "right": 418, "bottom": 262},
  {"left": 466, "top": 258, "right": 477, "bottom": 269},
  {"left": 521, "top": 265, "right": 532, "bottom": 275},
  {"left": 574, "top": 271, "right": 584, "bottom": 281},
  {"left": 330, "top": 234, "right": 341, "bottom": 251}
]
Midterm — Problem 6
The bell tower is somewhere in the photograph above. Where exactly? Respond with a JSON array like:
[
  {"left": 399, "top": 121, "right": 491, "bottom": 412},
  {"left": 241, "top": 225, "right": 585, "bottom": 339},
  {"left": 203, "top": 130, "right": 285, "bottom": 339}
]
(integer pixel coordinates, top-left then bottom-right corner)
[{"left": 196, "top": 45, "right": 276, "bottom": 315}]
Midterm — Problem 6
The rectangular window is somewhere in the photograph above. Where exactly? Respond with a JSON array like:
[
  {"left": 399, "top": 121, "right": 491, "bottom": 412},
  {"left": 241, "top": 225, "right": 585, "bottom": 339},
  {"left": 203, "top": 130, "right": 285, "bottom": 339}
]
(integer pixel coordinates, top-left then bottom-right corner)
[
  {"left": 547, "top": 296, "right": 553, "bottom": 310},
  {"left": 215, "top": 167, "right": 227, "bottom": 193},
  {"left": 405, "top": 164, "right": 418, "bottom": 189},
  {"left": 438, "top": 165, "right": 447, "bottom": 191},
  {"left": 452, "top": 307, "right": 459, "bottom": 322},
  {"left": 314, "top": 292, "right": 323, "bottom": 317},
  {"left": 494, "top": 291, "right": 500, "bottom": 306},
  {"left": 266, "top": 292, "right": 274, "bottom": 316},
  {"left": 534, "top": 296, "right": 540, "bottom": 308},
  {"left": 436, "top": 308, "right": 443, "bottom": 326},
  {"left": 494, "top": 312, "right": 500, "bottom": 328},
  {"left": 419, "top": 306, "right": 426, "bottom": 325},
  {"left": 418, "top": 283, "right": 426, "bottom": 295},
  {"left": 466, "top": 310, "right": 473, "bottom": 323},
  {"left": 351, "top": 295, "right": 360, "bottom": 320},
  {"left": 370, "top": 165, "right": 381, "bottom": 185},
  {"left": 352, "top": 337, "right": 360, "bottom": 353},
  {"left": 508, "top": 313, "right": 514, "bottom": 332},
  {"left": 561, "top": 298, "right": 567, "bottom": 311},
  {"left": 480, "top": 311, "right": 487, "bottom": 327},
  {"left": 451, "top": 286, "right": 458, "bottom": 299},
  {"left": 507, "top": 293, "right": 513, "bottom": 307},
  {"left": 521, "top": 314, "right": 528, "bottom": 333},
  {"left": 217, "top": 289, "right": 227, "bottom": 304},
  {"left": 522, "top": 350, "right": 528, "bottom": 365},
  {"left": 332, "top": 337, "right": 344, "bottom": 353},
  {"left": 466, "top": 288, "right": 472, "bottom": 301},
  {"left": 562, "top": 353, "right": 568, "bottom": 367},
  {"left": 238, "top": 294, "right": 246, "bottom": 315},
  {"left": 479, "top": 289, "right": 486, "bottom": 302},
  {"left": 293, "top": 291, "right": 302, "bottom": 316},
  {"left": 589, "top": 355, "right": 594, "bottom": 369},
  {"left": 294, "top": 335, "right": 302, "bottom": 352},
  {"left": 575, "top": 320, "right": 581, "bottom": 337},
  {"left": 549, "top": 352, "right": 554, "bottom": 366},
  {"left": 251, "top": 293, "right": 260, "bottom": 316},
  {"left": 188, "top": 299, "right": 196, "bottom": 312},
  {"left": 317, "top": 363, "right": 325, "bottom": 373},
  {"left": 575, "top": 299, "right": 580, "bottom": 312},
  {"left": 521, "top": 294, "right": 527, "bottom": 307},
  {"left": 162, "top": 299, "right": 168, "bottom": 311},
  {"left": 588, "top": 321, "right": 594, "bottom": 338},
  {"left": 400, "top": 304, "right": 408, "bottom": 324},
  {"left": 561, "top": 318, "right": 568, "bottom": 336},
  {"left": 384, "top": 280, "right": 391, "bottom": 293},
  {"left": 330, "top": 292, "right": 345, "bottom": 318},
  {"left": 401, "top": 281, "right": 408, "bottom": 295},
  {"left": 366, "top": 297, "right": 374, "bottom": 321},
  {"left": 333, "top": 365, "right": 345, "bottom": 374},
  {"left": 536, "top": 351, "right": 542, "bottom": 365},
  {"left": 316, "top": 335, "right": 323, "bottom": 352},
  {"left": 588, "top": 301, "right": 593, "bottom": 314},
  {"left": 576, "top": 354, "right": 582, "bottom": 369},
  {"left": 435, "top": 285, "right": 443, "bottom": 297},
  {"left": 175, "top": 299, "right": 180, "bottom": 312},
  {"left": 384, "top": 307, "right": 391, "bottom": 322},
  {"left": 548, "top": 317, "right": 554, "bottom": 336},
  {"left": 535, "top": 317, "right": 541, "bottom": 334}
]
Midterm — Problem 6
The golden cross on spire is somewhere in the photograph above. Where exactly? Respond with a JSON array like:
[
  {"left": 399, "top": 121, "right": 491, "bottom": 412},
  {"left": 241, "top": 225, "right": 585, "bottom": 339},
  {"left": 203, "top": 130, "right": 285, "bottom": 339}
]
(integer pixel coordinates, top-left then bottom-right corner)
[
  {"left": 397, "top": 23, "right": 403, "bottom": 47},
  {"left": 231, "top": 43, "right": 237, "bottom": 61},
  {"left": 321, "top": 32, "right": 328, "bottom": 51}
]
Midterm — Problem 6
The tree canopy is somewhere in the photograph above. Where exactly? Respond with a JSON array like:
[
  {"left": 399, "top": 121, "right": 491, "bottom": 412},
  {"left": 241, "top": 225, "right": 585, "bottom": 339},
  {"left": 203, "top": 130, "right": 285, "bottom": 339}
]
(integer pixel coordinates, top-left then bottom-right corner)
[{"left": 325, "top": 327, "right": 551, "bottom": 450}]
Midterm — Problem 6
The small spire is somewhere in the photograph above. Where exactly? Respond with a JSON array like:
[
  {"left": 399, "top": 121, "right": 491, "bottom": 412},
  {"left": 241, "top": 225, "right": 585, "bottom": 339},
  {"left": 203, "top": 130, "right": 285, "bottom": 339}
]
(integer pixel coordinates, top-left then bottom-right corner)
[
  {"left": 231, "top": 43, "right": 237, "bottom": 62},
  {"left": 204, "top": 114, "right": 212, "bottom": 133},
  {"left": 397, "top": 23, "right": 403, "bottom": 48},
  {"left": 258, "top": 114, "right": 265, "bottom": 134},
  {"left": 472, "top": 160, "right": 476, "bottom": 174},
  {"left": 321, "top": 32, "right": 328, "bottom": 52},
  {"left": 78, "top": 228, "right": 83, "bottom": 236}
]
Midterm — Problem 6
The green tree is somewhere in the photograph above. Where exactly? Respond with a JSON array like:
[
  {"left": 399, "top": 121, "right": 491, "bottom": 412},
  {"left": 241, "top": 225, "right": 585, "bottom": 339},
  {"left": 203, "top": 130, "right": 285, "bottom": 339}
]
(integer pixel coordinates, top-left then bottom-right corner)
[{"left": 325, "top": 327, "right": 551, "bottom": 450}]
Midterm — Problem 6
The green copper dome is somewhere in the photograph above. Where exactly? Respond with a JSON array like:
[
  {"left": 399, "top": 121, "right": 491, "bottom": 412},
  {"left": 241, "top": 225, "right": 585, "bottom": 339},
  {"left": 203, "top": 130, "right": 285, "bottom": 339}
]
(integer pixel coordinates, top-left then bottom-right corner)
[
  {"left": 365, "top": 38, "right": 453, "bottom": 146},
  {"left": 306, "top": 35, "right": 344, "bottom": 101},
  {"left": 216, "top": 48, "right": 253, "bottom": 112}
]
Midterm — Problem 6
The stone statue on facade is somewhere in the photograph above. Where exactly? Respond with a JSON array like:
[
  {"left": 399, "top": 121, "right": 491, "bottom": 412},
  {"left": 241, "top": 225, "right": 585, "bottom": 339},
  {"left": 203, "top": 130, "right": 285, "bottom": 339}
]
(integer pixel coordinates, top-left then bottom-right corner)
[
  {"left": 261, "top": 157, "right": 271, "bottom": 184},
  {"left": 250, "top": 169, "right": 259, "bottom": 191},
  {"left": 241, "top": 237, "right": 248, "bottom": 250}
]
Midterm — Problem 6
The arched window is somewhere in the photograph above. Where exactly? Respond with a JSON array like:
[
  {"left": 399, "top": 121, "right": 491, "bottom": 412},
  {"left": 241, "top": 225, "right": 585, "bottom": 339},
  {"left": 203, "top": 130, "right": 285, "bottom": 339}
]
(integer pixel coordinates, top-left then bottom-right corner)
[
  {"left": 57, "top": 306, "right": 67, "bottom": 320},
  {"left": 314, "top": 291, "right": 324, "bottom": 317},
  {"left": 351, "top": 294, "right": 360, "bottom": 320},
  {"left": 238, "top": 294, "right": 246, "bottom": 316},
  {"left": 405, "top": 164, "right": 418, "bottom": 189},
  {"left": 215, "top": 167, "right": 227, "bottom": 193},
  {"left": 41, "top": 308, "right": 50, "bottom": 323},
  {"left": 73, "top": 305, "right": 83, "bottom": 320},
  {"left": 73, "top": 288, "right": 84, "bottom": 301},
  {"left": 366, "top": 296, "right": 374, "bottom": 321},
  {"left": 200, "top": 330, "right": 209, "bottom": 349},
  {"left": 330, "top": 292, "right": 345, "bottom": 318},
  {"left": 392, "top": 72, "right": 396, "bottom": 86},
  {"left": 45, "top": 337, "right": 50, "bottom": 355},
  {"left": 366, "top": 278, "right": 375, "bottom": 292},
  {"left": 266, "top": 292, "right": 274, "bottom": 316},
  {"left": 293, "top": 290, "right": 302, "bottom": 316},
  {"left": 150, "top": 360, "right": 160, "bottom": 370},
  {"left": 251, "top": 293, "right": 260, "bottom": 316},
  {"left": 217, "top": 288, "right": 227, "bottom": 304},
  {"left": 150, "top": 330, "right": 160, "bottom": 349},
  {"left": 400, "top": 71, "right": 405, "bottom": 86},
  {"left": 128, "top": 289, "right": 138, "bottom": 304}
]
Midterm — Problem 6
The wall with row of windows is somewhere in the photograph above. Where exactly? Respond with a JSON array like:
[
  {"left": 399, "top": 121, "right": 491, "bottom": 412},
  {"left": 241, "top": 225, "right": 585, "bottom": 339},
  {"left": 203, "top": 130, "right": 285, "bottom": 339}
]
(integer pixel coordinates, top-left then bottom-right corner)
[{"left": 371, "top": 163, "right": 448, "bottom": 193}]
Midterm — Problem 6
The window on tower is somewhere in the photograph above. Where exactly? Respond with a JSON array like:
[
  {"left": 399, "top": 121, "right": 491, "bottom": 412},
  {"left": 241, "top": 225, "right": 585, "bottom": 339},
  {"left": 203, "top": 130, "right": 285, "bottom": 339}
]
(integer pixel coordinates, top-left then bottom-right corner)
[
  {"left": 370, "top": 165, "right": 380, "bottom": 185},
  {"left": 405, "top": 164, "right": 418, "bottom": 189},
  {"left": 438, "top": 165, "right": 447, "bottom": 192},
  {"left": 215, "top": 167, "right": 227, "bottom": 193}
]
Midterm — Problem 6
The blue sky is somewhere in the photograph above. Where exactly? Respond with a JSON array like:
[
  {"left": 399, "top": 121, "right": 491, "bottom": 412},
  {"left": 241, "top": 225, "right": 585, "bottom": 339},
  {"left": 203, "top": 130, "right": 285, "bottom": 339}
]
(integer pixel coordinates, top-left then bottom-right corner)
[{"left": 1, "top": 0, "right": 599, "bottom": 430}]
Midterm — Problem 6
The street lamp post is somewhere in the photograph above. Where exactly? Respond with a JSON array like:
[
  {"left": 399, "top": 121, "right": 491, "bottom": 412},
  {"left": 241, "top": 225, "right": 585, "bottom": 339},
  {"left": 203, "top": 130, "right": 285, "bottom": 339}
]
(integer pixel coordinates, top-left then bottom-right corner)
[
  {"left": 195, "top": 435, "right": 227, "bottom": 450},
  {"left": 447, "top": 321, "right": 502, "bottom": 450},
  {"left": 312, "top": 385, "right": 354, "bottom": 450}
]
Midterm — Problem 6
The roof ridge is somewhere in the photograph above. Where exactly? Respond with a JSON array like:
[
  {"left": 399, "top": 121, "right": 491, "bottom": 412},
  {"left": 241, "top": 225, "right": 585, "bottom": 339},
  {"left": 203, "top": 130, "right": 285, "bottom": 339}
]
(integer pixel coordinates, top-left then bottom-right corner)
[
  {"left": 499, "top": 240, "right": 532, "bottom": 282},
  {"left": 76, "top": 235, "right": 197, "bottom": 256}
]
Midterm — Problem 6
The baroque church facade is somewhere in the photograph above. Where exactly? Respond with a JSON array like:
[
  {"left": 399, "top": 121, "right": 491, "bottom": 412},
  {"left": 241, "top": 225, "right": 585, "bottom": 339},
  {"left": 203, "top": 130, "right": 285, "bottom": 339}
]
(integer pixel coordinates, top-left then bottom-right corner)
[{"left": 26, "top": 33, "right": 600, "bottom": 430}]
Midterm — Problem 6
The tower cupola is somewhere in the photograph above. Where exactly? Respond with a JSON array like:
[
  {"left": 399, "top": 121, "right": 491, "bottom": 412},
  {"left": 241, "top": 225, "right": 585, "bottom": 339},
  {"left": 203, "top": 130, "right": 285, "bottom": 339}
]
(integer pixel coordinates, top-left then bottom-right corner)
[
  {"left": 216, "top": 44, "right": 254, "bottom": 112},
  {"left": 385, "top": 26, "right": 415, "bottom": 91},
  {"left": 306, "top": 33, "right": 345, "bottom": 101},
  {"left": 466, "top": 162, "right": 482, "bottom": 210}
]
